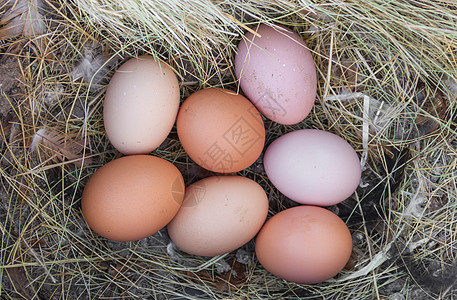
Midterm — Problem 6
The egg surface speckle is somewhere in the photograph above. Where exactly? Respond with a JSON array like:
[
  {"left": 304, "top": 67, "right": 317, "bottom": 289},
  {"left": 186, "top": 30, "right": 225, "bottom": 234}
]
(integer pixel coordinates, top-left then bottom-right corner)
[
  {"left": 81, "top": 155, "right": 184, "bottom": 242},
  {"left": 104, "top": 55, "right": 180, "bottom": 155},
  {"left": 264, "top": 129, "right": 361, "bottom": 206},
  {"left": 167, "top": 176, "right": 268, "bottom": 256},
  {"left": 255, "top": 206, "right": 352, "bottom": 284},
  {"left": 235, "top": 24, "right": 317, "bottom": 125}
]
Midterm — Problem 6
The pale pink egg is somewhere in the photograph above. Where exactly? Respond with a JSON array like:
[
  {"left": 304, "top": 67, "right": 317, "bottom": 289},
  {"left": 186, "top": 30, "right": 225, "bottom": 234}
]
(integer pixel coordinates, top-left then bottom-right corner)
[
  {"left": 235, "top": 24, "right": 317, "bottom": 125},
  {"left": 264, "top": 129, "right": 361, "bottom": 206}
]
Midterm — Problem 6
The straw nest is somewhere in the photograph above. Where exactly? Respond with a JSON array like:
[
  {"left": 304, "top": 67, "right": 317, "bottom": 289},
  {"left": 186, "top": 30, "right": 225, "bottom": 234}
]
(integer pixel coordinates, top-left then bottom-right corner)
[{"left": 1, "top": 1, "right": 457, "bottom": 299}]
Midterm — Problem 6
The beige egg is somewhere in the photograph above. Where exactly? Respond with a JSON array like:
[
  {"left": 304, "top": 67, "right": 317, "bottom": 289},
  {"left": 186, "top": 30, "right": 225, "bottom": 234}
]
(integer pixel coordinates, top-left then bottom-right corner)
[
  {"left": 104, "top": 55, "right": 180, "bottom": 155},
  {"left": 167, "top": 176, "right": 269, "bottom": 256}
]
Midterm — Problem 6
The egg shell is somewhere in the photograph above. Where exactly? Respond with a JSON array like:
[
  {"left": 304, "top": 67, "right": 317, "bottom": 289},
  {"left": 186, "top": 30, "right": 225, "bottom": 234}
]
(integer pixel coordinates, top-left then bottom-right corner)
[
  {"left": 255, "top": 205, "right": 352, "bottom": 284},
  {"left": 235, "top": 24, "right": 317, "bottom": 125},
  {"left": 167, "top": 176, "right": 269, "bottom": 256},
  {"left": 81, "top": 155, "right": 185, "bottom": 242},
  {"left": 177, "top": 88, "right": 265, "bottom": 173},
  {"left": 264, "top": 129, "right": 361, "bottom": 206},
  {"left": 104, "top": 55, "right": 180, "bottom": 155}
]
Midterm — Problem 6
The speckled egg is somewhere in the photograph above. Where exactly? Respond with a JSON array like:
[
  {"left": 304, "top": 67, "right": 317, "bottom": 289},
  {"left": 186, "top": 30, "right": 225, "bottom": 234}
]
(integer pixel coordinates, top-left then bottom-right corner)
[{"left": 235, "top": 24, "right": 317, "bottom": 125}]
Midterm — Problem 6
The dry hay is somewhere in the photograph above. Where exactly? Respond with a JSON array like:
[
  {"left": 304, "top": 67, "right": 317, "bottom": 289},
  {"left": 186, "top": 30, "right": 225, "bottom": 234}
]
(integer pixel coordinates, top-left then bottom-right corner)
[{"left": 1, "top": 0, "right": 457, "bottom": 299}]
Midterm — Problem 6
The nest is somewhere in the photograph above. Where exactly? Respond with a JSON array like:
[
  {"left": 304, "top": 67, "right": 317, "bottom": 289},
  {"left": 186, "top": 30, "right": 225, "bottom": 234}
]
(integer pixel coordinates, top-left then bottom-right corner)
[{"left": 1, "top": 0, "right": 457, "bottom": 299}]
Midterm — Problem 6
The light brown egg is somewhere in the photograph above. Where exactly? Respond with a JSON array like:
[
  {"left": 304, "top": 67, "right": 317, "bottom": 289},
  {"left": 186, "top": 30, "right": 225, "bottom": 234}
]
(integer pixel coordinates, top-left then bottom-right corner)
[
  {"left": 176, "top": 88, "right": 265, "bottom": 173},
  {"left": 255, "top": 206, "right": 353, "bottom": 284},
  {"left": 81, "top": 155, "right": 185, "bottom": 242},
  {"left": 104, "top": 55, "right": 180, "bottom": 155},
  {"left": 167, "top": 176, "right": 269, "bottom": 256}
]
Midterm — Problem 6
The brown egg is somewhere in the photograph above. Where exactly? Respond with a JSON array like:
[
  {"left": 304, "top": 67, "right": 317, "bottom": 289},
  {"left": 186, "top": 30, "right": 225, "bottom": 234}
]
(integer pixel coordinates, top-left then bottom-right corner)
[
  {"left": 81, "top": 155, "right": 184, "bottom": 242},
  {"left": 255, "top": 206, "right": 352, "bottom": 284},
  {"left": 176, "top": 88, "right": 265, "bottom": 173},
  {"left": 167, "top": 176, "right": 268, "bottom": 256},
  {"left": 104, "top": 55, "right": 180, "bottom": 155}
]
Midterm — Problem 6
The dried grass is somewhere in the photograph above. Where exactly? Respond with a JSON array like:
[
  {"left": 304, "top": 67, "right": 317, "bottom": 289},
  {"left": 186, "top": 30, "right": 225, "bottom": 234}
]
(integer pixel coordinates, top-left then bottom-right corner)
[{"left": 1, "top": 0, "right": 457, "bottom": 299}]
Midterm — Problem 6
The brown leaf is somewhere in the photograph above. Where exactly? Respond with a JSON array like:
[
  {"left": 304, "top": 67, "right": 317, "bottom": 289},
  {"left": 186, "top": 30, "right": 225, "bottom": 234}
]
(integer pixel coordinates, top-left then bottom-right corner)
[
  {"left": 425, "top": 194, "right": 448, "bottom": 215},
  {"left": 6, "top": 266, "right": 35, "bottom": 299},
  {"left": 16, "top": 175, "right": 30, "bottom": 203},
  {"left": 343, "top": 252, "right": 359, "bottom": 271},
  {"left": 415, "top": 89, "right": 447, "bottom": 136},
  {"left": 29, "top": 237, "right": 47, "bottom": 248},
  {"left": 214, "top": 259, "right": 247, "bottom": 292},
  {"left": 331, "top": 59, "right": 359, "bottom": 87},
  {"left": 108, "top": 259, "right": 131, "bottom": 278},
  {"left": 183, "top": 258, "right": 248, "bottom": 292}
]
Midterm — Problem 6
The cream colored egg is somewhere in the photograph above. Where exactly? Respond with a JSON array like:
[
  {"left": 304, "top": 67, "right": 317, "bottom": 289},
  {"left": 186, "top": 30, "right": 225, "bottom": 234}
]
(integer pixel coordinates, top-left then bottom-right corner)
[
  {"left": 167, "top": 176, "right": 269, "bottom": 256},
  {"left": 104, "top": 55, "right": 180, "bottom": 155}
]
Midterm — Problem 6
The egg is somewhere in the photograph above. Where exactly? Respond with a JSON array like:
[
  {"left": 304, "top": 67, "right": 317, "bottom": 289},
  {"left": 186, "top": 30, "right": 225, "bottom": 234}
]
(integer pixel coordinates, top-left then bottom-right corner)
[
  {"left": 255, "top": 206, "right": 352, "bottom": 284},
  {"left": 81, "top": 155, "right": 185, "bottom": 242},
  {"left": 177, "top": 88, "right": 265, "bottom": 173},
  {"left": 264, "top": 129, "right": 361, "bottom": 206},
  {"left": 104, "top": 55, "right": 180, "bottom": 155},
  {"left": 167, "top": 176, "right": 268, "bottom": 256},
  {"left": 235, "top": 24, "right": 317, "bottom": 125}
]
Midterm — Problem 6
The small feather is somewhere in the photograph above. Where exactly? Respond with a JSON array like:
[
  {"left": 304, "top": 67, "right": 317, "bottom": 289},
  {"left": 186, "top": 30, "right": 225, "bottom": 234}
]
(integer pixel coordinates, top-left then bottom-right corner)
[
  {"left": 71, "top": 43, "right": 119, "bottom": 89},
  {"left": 31, "top": 126, "right": 92, "bottom": 167},
  {"left": 0, "top": 0, "right": 46, "bottom": 39}
]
